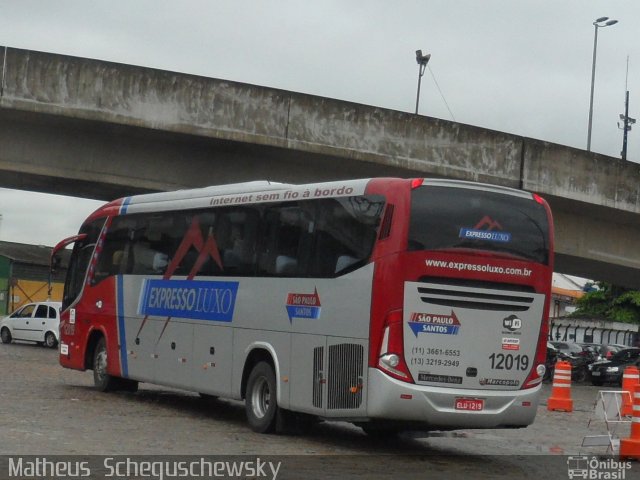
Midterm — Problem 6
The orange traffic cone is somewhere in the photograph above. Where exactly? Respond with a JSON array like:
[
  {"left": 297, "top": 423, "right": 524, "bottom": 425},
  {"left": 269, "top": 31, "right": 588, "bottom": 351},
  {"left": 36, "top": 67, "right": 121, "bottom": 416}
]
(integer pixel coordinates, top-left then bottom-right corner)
[
  {"left": 547, "top": 360, "right": 573, "bottom": 412},
  {"left": 619, "top": 384, "right": 640, "bottom": 460},
  {"left": 621, "top": 366, "right": 640, "bottom": 417}
]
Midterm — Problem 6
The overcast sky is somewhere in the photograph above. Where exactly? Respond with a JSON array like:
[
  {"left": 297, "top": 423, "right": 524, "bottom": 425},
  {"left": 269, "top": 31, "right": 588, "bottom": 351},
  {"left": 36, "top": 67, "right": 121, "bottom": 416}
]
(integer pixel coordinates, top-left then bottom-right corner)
[{"left": 1, "top": 0, "right": 639, "bottom": 247}]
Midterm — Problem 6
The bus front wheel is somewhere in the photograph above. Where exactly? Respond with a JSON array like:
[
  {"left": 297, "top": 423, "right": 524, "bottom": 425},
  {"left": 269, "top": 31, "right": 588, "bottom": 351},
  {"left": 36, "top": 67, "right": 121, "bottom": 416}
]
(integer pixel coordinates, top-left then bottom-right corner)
[
  {"left": 245, "top": 362, "right": 278, "bottom": 433},
  {"left": 92, "top": 337, "right": 139, "bottom": 393},
  {"left": 93, "top": 337, "right": 119, "bottom": 392}
]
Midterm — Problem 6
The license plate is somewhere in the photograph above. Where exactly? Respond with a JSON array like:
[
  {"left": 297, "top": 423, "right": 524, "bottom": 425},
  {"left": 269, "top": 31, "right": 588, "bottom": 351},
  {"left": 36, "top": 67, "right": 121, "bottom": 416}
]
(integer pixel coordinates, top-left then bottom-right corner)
[
  {"left": 455, "top": 398, "right": 484, "bottom": 411},
  {"left": 591, "top": 371, "right": 601, "bottom": 376}
]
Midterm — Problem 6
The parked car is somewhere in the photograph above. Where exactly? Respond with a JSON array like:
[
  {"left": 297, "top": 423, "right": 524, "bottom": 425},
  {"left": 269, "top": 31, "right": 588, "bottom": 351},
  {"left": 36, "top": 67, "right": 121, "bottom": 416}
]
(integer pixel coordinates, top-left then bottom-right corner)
[
  {"left": 596, "top": 344, "right": 625, "bottom": 360},
  {"left": 589, "top": 347, "right": 640, "bottom": 386},
  {"left": 546, "top": 342, "right": 590, "bottom": 383},
  {"left": 0, "top": 301, "right": 62, "bottom": 348},
  {"left": 577, "top": 343, "right": 601, "bottom": 362},
  {"left": 551, "top": 341, "right": 601, "bottom": 363},
  {"left": 550, "top": 341, "right": 584, "bottom": 357}
]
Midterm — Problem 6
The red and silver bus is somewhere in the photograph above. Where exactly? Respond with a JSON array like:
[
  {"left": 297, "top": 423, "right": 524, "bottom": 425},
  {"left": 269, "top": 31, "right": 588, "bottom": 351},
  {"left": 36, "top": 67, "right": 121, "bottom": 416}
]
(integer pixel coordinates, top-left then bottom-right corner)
[{"left": 53, "top": 178, "right": 553, "bottom": 434}]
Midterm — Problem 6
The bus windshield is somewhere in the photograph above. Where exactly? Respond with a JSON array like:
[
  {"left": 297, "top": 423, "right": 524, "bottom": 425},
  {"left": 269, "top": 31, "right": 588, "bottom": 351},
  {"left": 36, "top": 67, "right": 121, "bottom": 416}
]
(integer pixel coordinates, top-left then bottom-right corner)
[{"left": 408, "top": 185, "right": 550, "bottom": 265}]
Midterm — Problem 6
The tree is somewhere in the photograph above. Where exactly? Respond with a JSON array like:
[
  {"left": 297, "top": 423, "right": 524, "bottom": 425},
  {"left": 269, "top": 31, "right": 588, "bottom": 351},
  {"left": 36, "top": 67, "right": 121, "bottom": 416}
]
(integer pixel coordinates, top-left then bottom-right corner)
[{"left": 571, "top": 282, "right": 640, "bottom": 324}]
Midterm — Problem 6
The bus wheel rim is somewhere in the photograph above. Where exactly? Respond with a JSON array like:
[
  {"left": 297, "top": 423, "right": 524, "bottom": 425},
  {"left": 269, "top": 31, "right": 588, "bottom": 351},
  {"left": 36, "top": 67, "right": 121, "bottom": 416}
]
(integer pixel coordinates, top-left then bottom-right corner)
[
  {"left": 95, "top": 350, "right": 107, "bottom": 380},
  {"left": 251, "top": 376, "right": 270, "bottom": 419}
]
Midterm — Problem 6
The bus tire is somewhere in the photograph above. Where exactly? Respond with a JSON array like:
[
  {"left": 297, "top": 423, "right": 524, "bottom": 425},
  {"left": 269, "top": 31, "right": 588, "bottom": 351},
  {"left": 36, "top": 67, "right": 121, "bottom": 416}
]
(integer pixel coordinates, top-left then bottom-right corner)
[
  {"left": 245, "top": 362, "right": 278, "bottom": 433},
  {"left": 93, "top": 337, "right": 119, "bottom": 392},
  {"left": 44, "top": 332, "right": 58, "bottom": 349},
  {"left": 1, "top": 327, "right": 12, "bottom": 344}
]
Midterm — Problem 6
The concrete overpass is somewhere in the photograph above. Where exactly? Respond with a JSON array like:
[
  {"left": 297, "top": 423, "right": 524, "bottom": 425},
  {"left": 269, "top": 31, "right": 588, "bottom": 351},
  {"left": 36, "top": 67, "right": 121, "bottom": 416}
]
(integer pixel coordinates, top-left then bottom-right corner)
[{"left": 2, "top": 46, "right": 640, "bottom": 288}]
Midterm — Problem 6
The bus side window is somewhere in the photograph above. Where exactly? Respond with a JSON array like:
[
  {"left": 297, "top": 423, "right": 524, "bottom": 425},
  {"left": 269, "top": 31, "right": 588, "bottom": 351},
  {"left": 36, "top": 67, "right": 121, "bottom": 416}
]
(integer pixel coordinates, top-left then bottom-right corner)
[
  {"left": 309, "top": 197, "right": 384, "bottom": 277},
  {"left": 258, "top": 205, "right": 308, "bottom": 277},
  {"left": 93, "top": 219, "right": 133, "bottom": 282},
  {"left": 217, "top": 208, "right": 259, "bottom": 276},
  {"left": 129, "top": 215, "right": 181, "bottom": 275},
  {"left": 131, "top": 242, "right": 169, "bottom": 275},
  {"left": 167, "top": 213, "right": 212, "bottom": 276}
]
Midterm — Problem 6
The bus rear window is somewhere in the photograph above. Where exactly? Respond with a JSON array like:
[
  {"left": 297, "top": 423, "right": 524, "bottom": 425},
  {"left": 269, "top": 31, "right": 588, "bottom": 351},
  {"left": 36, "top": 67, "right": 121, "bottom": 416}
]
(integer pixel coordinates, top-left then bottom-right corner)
[{"left": 408, "top": 186, "right": 550, "bottom": 265}]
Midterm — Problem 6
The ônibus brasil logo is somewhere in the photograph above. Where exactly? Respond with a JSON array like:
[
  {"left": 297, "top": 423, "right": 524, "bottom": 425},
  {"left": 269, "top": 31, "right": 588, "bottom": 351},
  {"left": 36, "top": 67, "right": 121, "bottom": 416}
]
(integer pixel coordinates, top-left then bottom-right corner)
[
  {"left": 566, "top": 456, "right": 632, "bottom": 479},
  {"left": 408, "top": 311, "right": 461, "bottom": 336}
]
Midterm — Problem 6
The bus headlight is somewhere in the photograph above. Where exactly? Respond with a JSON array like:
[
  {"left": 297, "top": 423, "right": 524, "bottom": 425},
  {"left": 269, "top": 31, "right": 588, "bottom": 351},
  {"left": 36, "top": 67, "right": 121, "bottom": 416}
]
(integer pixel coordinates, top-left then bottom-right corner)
[{"left": 536, "top": 364, "right": 546, "bottom": 377}]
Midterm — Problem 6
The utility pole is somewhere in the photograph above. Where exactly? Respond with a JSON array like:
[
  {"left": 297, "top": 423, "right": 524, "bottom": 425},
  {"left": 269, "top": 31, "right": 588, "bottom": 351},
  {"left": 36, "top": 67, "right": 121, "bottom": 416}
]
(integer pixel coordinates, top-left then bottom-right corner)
[
  {"left": 619, "top": 91, "right": 635, "bottom": 161},
  {"left": 618, "top": 57, "right": 636, "bottom": 161}
]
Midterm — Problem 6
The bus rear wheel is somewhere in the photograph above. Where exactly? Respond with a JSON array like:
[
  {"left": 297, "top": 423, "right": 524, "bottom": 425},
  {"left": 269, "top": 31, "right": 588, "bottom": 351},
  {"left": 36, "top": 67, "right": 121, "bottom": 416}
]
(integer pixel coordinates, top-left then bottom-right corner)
[{"left": 245, "top": 362, "right": 278, "bottom": 433}]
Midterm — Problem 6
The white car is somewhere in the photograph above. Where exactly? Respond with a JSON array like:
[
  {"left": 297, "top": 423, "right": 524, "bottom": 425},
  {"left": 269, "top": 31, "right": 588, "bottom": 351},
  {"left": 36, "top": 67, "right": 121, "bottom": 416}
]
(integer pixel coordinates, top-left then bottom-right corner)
[{"left": 0, "top": 301, "right": 62, "bottom": 348}]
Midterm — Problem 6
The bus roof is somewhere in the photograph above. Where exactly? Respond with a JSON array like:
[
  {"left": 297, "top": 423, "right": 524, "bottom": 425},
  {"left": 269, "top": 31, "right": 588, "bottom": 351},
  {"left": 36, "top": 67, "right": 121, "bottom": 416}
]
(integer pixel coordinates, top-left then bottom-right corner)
[
  {"left": 123, "top": 180, "right": 287, "bottom": 205},
  {"left": 89, "top": 177, "right": 537, "bottom": 219},
  {"left": 111, "top": 178, "right": 373, "bottom": 216},
  {"left": 421, "top": 178, "right": 535, "bottom": 200}
]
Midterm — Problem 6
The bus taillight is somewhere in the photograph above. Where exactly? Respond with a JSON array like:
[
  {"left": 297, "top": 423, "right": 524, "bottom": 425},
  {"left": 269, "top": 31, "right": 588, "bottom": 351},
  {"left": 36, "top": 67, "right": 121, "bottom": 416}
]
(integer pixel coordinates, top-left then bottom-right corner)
[
  {"left": 377, "top": 310, "right": 414, "bottom": 383},
  {"left": 522, "top": 333, "right": 547, "bottom": 389}
]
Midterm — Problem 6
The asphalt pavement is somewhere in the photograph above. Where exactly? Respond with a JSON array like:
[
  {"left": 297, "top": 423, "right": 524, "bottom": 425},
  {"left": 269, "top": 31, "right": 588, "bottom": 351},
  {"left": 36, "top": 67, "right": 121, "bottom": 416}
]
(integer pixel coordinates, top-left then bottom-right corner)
[{"left": 1, "top": 343, "right": 638, "bottom": 480}]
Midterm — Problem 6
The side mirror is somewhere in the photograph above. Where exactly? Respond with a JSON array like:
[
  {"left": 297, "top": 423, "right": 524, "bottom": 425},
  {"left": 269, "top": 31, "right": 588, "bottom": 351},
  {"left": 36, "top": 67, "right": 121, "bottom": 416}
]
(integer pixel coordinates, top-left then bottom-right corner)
[
  {"left": 51, "top": 254, "right": 62, "bottom": 274},
  {"left": 49, "top": 233, "right": 87, "bottom": 297},
  {"left": 50, "top": 233, "right": 88, "bottom": 273}
]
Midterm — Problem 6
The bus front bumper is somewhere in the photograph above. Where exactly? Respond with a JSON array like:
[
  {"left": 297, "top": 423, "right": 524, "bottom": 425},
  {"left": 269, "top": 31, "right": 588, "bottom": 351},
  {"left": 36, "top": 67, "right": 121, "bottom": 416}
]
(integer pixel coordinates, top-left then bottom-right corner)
[{"left": 366, "top": 368, "right": 541, "bottom": 429}]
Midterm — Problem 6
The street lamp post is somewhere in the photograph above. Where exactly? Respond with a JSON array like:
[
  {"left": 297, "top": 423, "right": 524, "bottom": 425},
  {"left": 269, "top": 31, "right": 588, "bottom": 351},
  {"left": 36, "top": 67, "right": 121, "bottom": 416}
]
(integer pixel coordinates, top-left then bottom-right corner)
[
  {"left": 587, "top": 17, "right": 618, "bottom": 152},
  {"left": 415, "top": 50, "right": 431, "bottom": 115}
]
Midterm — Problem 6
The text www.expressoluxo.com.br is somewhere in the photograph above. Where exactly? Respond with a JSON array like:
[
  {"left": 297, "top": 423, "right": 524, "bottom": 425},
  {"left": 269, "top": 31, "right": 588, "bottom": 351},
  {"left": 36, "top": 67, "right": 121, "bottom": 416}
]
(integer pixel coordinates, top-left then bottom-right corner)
[{"left": 425, "top": 259, "right": 532, "bottom": 278}]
